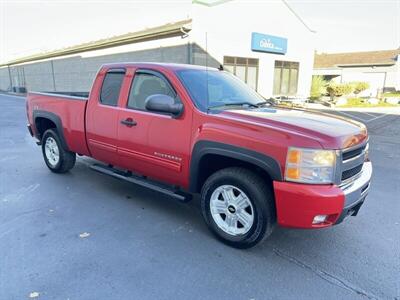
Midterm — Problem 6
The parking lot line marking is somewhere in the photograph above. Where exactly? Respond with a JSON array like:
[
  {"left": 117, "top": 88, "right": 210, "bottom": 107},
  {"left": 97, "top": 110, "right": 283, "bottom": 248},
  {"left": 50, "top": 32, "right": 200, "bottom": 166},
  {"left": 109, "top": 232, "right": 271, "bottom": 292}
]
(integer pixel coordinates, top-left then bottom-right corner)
[
  {"left": 362, "top": 112, "right": 378, "bottom": 117},
  {"left": 356, "top": 112, "right": 378, "bottom": 120},
  {"left": 334, "top": 110, "right": 391, "bottom": 124},
  {"left": 367, "top": 113, "right": 389, "bottom": 123},
  {"left": 334, "top": 111, "right": 368, "bottom": 122}
]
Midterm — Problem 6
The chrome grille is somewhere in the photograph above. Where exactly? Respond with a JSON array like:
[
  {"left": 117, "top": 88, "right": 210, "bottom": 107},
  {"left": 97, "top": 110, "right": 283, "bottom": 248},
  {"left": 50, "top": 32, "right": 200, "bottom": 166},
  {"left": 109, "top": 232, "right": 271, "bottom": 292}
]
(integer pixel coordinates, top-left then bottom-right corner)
[
  {"left": 338, "top": 141, "right": 368, "bottom": 186},
  {"left": 341, "top": 163, "right": 363, "bottom": 181},
  {"left": 342, "top": 144, "right": 367, "bottom": 161}
]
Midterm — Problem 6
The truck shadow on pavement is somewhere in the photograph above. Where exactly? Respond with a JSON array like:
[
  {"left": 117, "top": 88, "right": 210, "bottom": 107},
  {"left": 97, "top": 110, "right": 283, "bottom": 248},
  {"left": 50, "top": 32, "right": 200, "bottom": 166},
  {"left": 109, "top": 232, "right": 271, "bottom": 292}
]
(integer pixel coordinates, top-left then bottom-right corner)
[
  {"left": 69, "top": 158, "right": 382, "bottom": 299},
  {"left": 74, "top": 156, "right": 355, "bottom": 253}
]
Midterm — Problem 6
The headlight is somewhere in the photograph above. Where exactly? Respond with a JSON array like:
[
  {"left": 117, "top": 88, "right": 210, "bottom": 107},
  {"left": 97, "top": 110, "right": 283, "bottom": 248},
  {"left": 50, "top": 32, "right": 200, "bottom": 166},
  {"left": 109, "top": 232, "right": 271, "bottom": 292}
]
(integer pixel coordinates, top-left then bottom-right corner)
[{"left": 285, "top": 147, "right": 336, "bottom": 184}]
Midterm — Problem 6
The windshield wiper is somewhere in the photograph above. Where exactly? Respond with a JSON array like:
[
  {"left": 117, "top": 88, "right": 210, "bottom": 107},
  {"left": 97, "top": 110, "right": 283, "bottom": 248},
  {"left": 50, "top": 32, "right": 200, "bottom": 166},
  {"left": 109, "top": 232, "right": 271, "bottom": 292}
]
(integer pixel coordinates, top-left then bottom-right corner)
[
  {"left": 256, "top": 101, "right": 270, "bottom": 106},
  {"left": 208, "top": 102, "right": 263, "bottom": 110},
  {"left": 260, "top": 96, "right": 277, "bottom": 107}
]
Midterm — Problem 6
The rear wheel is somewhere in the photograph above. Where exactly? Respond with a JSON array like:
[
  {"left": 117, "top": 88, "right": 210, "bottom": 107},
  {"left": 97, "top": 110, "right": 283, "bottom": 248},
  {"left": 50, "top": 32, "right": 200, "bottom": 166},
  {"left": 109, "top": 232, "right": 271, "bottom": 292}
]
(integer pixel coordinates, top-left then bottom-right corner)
[
  {"left": 41, "top": 129, "right": 76, "bottom": 173},
  {"left": 201, "top": 167, "right": 276, "bottom": 248}
]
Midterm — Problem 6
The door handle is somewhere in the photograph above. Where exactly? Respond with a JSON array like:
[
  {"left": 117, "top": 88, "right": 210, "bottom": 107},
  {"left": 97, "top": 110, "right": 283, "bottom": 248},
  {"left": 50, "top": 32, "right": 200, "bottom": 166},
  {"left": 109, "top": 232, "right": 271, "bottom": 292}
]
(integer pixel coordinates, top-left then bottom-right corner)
[{"left": 120, "top": 118, "right": 137, "bottom": 127}]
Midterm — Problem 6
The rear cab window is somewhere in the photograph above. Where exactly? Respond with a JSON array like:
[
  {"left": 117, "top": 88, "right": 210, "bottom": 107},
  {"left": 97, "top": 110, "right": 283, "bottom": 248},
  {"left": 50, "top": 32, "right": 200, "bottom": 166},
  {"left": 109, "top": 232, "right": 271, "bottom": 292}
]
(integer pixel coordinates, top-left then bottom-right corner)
[{"left": 100, "top": 69, "right": 125, "bottom": 106}]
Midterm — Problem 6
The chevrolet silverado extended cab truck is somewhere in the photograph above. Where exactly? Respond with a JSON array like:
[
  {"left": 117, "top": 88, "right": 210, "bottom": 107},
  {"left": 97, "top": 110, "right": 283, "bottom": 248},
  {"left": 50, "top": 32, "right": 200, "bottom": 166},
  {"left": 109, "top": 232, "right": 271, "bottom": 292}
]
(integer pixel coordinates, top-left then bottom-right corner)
[{"left": 26, "top": 63, "right": 372, "bottom": 248}]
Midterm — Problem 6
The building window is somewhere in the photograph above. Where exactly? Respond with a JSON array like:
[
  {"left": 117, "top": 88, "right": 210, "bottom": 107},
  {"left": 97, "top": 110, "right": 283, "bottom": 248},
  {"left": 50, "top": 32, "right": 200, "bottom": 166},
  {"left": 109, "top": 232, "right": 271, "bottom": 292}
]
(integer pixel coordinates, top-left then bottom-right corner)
[
  {"left": 273, "top": 61, "right": 299, "bottom": 96},
  {"left": 223, "top": 56, "right": 259, "bottom": 91}
]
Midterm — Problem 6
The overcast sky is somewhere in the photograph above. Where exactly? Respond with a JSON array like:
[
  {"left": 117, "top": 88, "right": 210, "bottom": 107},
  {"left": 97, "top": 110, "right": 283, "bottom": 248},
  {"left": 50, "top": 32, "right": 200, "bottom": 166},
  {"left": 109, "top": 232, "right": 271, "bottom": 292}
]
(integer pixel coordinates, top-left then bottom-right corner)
[
  {"left": 0, "top": 0, "right": 399, "bottom": 63},
  {"left": 287, "top": 0, "right": 400, "bottom": 53}
]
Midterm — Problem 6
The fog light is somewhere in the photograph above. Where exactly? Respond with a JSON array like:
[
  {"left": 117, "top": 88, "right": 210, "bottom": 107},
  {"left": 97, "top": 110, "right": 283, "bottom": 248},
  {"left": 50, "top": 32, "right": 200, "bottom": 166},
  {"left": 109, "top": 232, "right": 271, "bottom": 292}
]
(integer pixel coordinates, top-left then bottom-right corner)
[{"left": 312, "top": 215, "right": 328, "bottom": 224}]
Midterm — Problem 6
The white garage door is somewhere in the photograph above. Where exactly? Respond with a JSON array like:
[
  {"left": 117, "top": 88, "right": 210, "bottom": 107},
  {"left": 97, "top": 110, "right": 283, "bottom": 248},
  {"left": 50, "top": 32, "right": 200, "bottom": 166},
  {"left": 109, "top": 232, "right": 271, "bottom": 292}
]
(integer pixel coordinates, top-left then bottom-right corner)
[{"left": 358, "top": 72, "right": 385, "bottom": 97}]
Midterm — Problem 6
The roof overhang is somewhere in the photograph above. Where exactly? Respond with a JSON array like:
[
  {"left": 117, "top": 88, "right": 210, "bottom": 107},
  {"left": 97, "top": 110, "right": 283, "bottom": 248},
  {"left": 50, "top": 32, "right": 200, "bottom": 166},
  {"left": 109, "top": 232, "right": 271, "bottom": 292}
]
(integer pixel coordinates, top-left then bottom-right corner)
[
  {"left": 336, "top": 62, "right": 396, "bottom": 68},
  {"left": 313, "top": 68, "right": 342, "bottom": 76},
  {"left": 0, "top": 19, "right": 192, "bottom": 67}
]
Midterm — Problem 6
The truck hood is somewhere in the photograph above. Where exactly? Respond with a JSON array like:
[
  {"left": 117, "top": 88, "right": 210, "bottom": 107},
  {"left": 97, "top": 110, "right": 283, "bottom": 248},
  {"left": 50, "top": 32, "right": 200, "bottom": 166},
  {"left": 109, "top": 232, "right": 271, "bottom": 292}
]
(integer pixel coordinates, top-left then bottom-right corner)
[{"left": 219, "top": 107, "right": 368, "bottom": 149}]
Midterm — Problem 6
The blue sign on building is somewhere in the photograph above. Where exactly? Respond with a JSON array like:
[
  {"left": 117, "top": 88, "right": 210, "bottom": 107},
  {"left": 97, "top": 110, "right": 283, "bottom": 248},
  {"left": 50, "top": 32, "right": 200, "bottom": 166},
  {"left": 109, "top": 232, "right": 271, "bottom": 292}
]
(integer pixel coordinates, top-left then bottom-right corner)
[{"left": 251, "top": 32, "right": 287, "bottom": 54}]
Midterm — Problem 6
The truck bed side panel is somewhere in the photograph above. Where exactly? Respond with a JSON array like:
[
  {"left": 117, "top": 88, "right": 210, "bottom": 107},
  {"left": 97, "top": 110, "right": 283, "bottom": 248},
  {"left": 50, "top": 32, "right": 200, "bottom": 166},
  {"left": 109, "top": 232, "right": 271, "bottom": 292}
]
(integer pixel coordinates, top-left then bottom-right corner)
[{"left": 27, "top": 93, "right": 90, "bottom": 156}]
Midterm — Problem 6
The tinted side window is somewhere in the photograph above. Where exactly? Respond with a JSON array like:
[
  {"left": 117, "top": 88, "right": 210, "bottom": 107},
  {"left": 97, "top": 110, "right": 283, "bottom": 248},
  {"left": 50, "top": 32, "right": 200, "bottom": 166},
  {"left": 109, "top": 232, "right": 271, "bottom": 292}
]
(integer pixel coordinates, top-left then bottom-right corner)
[
  {"left": 127, "top": 73, "right": 177, "bottom": 110},
  {"left": 100, "top": 71, "right": 125, "bottom": 106}
]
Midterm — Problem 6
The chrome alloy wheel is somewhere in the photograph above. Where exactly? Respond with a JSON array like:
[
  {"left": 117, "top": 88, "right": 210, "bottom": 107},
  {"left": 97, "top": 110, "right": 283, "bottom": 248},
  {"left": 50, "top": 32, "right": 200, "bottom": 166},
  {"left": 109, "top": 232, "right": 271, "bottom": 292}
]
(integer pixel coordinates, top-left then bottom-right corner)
[
  {"left": 44, "top": 137, "right": 60, "bottom": 167},
  {"left": 210, "top": 185, "right": 254, "bottom": 236}
]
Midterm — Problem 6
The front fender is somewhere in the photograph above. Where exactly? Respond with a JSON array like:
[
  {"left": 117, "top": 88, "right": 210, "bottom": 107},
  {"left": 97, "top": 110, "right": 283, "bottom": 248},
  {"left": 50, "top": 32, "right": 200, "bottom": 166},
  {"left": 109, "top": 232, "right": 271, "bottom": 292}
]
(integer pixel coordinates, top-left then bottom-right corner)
[{"left": 189, "top": 140, "right": 282, "bottom": 192}]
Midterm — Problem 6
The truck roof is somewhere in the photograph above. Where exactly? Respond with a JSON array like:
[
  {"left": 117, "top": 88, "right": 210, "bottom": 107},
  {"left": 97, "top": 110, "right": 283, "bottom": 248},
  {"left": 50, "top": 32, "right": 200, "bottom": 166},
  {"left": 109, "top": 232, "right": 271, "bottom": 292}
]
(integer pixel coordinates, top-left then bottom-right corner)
[{"left": 101, "top": 62, "right": 219, "bottom": 72}]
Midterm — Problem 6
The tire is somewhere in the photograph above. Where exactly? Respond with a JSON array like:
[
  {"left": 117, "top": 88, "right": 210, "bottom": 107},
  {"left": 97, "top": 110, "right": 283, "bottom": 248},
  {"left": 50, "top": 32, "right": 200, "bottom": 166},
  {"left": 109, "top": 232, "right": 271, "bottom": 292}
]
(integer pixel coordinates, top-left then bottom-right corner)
[
  {"left": 201, "top": 167, "right": 276, "bottom": 249},
  {"left": 41, "top": 129, "right": 76, "bottom": 173}
]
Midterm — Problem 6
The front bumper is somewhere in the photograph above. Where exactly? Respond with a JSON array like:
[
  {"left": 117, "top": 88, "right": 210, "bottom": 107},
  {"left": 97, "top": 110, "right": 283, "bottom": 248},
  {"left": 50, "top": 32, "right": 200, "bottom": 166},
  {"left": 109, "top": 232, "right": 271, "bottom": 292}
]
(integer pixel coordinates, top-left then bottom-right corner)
[
  {"left": 27, "top": 124, "right": 34, "bottom": 137},
  {"left": 27, "top": 123, "right": 41, "bottom": 145},
  {"left": 273, "top": 161, "right": 372, "bottom": 229},
  {"left": 335, "top": 161, "right": 372, "bottom": 224}
]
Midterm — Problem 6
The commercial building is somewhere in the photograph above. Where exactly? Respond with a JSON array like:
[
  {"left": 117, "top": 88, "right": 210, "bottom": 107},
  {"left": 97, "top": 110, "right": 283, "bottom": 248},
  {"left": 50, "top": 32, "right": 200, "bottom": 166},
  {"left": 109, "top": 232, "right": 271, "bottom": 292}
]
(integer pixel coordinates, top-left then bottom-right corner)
[
  {"left": 313, "top": 49, "right": 400, "bottom": 97},
  {"left": 0, "top": 0, "right": 315, "bottom": 98}
]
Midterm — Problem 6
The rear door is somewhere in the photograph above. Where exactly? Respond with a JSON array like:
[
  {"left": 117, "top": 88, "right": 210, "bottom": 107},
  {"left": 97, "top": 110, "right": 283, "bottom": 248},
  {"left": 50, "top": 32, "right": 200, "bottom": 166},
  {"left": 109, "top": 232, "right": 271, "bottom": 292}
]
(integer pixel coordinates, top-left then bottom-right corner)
[
  {"left": 117, "top": 68, "right": 192, "bottom": 187},
  {"left": 86, "top": 68, "right": 126, "bottom": 166}
]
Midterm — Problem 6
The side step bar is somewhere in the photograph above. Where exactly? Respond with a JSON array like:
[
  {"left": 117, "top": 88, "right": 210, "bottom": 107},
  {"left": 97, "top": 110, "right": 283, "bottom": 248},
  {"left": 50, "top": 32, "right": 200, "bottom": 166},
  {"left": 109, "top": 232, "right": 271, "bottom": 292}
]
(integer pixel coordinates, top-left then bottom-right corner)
[{"left": 90, "top": 163, "right": 190, "bottom": 202}]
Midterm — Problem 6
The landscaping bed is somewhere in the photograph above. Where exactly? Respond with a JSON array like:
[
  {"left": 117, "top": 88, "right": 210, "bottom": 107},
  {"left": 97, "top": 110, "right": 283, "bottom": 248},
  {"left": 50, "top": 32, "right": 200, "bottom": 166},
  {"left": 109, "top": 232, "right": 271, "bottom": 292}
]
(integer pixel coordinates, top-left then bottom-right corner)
[{"left": 336, "top": 97, "right": 400, "bottom": 108}]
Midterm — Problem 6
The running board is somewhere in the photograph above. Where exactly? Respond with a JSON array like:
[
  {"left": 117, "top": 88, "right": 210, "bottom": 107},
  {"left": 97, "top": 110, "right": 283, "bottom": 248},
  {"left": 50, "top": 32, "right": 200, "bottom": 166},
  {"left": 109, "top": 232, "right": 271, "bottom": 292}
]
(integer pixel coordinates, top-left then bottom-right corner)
[{"left": 90, "top": 163, "right": 189, "bottom": 202}]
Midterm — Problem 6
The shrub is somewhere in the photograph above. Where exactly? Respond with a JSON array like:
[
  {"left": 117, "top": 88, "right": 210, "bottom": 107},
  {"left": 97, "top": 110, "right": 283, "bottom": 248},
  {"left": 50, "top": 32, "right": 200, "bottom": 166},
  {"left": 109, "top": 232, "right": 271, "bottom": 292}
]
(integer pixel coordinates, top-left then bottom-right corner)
[
  {"left": 337, "top": 97, "right": 399, "bottom": 107},
  {"left": 351, "top": 82, "right": 370, "bottom": 95},
  {"left": 344, "top": 97, "right": 365, "bottom": 106},
  {"left": 383, "top": 91, "right": 400, "bottom": 97},
  {"left": 326, "top": 82, "right": 353, "bottom": 100},
  {"left": 310, "top": 76, "right": 327, "bottom": 100}
]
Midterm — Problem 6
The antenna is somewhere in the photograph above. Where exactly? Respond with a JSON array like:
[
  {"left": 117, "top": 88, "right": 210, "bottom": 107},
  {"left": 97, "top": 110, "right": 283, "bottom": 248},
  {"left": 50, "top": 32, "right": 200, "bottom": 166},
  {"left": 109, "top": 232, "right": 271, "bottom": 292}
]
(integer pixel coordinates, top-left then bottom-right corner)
[{"left": 206, "top": 32, "right": 209, "bottom": 113}]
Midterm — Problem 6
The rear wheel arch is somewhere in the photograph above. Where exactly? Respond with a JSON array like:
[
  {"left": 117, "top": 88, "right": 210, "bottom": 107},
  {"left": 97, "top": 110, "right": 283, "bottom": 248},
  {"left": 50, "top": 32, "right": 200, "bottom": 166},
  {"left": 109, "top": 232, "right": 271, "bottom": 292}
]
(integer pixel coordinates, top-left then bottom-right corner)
[
  {"left": 189, "top": 141, "right": 282, "bottom": 193},
  {"left": 33, "top": 110, "right": 69, "bottom": 151}
]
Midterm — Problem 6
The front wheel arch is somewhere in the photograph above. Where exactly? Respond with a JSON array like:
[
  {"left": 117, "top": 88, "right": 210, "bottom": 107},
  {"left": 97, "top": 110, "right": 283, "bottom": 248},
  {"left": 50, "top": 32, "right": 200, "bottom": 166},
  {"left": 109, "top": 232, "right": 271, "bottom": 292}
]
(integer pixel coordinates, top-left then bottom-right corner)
[{"left": 189, "top": 141, "right": 282, "bottom": 193}]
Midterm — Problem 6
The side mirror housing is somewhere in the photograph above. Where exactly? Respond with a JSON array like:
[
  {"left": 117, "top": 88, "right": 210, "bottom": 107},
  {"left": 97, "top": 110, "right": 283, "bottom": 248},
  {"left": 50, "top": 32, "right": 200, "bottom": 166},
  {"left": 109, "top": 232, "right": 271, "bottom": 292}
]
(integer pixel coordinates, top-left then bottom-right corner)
[{"left": 145, "top": 94, "right": 183, "bottom": 117}]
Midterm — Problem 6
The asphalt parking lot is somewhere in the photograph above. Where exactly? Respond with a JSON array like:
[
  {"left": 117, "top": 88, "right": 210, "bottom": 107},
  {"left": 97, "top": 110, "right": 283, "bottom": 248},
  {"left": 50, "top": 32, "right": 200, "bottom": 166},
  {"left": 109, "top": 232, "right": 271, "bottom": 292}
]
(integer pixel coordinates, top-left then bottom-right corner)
[{"left": 0, "top": 94, "right": 399, "bottom": 300}]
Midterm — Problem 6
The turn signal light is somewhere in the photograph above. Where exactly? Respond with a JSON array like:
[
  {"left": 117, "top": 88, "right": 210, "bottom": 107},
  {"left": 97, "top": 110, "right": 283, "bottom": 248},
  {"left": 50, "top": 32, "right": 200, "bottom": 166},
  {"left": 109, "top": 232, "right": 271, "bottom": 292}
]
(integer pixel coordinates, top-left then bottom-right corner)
[
  {"left": 287, "top": 149, "right": 301, "bottom": 164},
  {"left": 286, "top": 168, "right": 300, "bottom": 180}
]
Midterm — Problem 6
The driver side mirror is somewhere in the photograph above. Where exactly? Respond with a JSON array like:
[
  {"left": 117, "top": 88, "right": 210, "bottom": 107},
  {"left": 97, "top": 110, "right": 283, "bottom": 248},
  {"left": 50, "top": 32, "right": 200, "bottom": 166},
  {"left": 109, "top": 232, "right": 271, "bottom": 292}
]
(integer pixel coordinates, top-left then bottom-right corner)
[{"left": 145, "top": 94, "right": 183, "bottom": 117}]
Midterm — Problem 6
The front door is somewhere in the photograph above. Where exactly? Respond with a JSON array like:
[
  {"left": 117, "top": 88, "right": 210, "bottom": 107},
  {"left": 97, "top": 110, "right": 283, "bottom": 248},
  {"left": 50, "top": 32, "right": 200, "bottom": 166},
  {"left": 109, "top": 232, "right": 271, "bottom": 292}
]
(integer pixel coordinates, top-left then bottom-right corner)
[
  {"left": 86, "top": 68, "right": 126, "bottom": 166},
  {"left": 117, "top": 68, "right": 192, "bottom": 187}
]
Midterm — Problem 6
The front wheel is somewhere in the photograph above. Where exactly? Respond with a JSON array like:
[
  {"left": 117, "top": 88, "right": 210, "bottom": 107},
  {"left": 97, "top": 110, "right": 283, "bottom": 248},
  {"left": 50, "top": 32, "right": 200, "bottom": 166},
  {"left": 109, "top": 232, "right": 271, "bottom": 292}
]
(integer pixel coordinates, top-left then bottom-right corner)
[
  {"left": 41, "top": 129, "right": 76, "bottom": 173},
  {"left": 201, "top": 167, "right": 276, "bottom": 249}
]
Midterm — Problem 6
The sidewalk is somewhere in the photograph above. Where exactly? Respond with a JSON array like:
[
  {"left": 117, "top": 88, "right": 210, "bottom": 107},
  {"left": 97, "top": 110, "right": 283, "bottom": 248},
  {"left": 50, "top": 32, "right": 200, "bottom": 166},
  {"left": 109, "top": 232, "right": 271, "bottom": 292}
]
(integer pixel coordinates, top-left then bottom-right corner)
[{"left": 0, "top": 91, "right": 26, "bottom": 98}]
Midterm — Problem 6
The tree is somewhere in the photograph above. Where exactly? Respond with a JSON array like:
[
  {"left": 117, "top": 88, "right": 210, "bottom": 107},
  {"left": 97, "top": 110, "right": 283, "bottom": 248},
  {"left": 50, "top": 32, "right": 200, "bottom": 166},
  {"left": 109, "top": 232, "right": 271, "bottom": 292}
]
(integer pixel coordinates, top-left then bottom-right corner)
[{"left": 310, "top": 76, "right": 327, "bottom": 100}]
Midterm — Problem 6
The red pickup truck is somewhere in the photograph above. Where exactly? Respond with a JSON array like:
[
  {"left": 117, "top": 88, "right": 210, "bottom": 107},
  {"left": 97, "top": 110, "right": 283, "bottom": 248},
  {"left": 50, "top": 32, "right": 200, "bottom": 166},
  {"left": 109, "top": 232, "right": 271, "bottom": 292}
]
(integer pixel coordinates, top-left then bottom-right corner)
[{"left": 26, "top": 63, "right": 372, "bottom": 248}]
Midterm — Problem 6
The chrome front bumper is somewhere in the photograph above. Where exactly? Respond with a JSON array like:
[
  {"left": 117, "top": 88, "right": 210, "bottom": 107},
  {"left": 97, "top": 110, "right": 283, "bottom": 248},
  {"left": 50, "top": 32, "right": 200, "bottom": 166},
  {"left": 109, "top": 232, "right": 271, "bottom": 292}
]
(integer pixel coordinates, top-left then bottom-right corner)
[{"left": 336, "top": 161, "right": 372, "bottom": 223}]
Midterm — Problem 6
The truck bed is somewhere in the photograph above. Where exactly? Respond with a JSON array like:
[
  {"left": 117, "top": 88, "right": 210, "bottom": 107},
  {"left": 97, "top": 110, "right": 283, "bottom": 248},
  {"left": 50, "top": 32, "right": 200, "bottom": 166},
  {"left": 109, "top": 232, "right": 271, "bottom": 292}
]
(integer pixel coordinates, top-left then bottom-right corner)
[{"left": 27, "top": 91, "right": 90, "bottom": 156}]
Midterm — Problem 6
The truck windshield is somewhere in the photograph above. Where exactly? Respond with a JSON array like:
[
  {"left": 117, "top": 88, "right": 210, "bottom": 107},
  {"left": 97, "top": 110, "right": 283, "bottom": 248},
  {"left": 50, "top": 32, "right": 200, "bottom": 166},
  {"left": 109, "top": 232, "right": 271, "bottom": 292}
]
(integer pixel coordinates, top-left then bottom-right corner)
[{"left": 176, "top": 69, "right": 266, "bottom": 111}]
